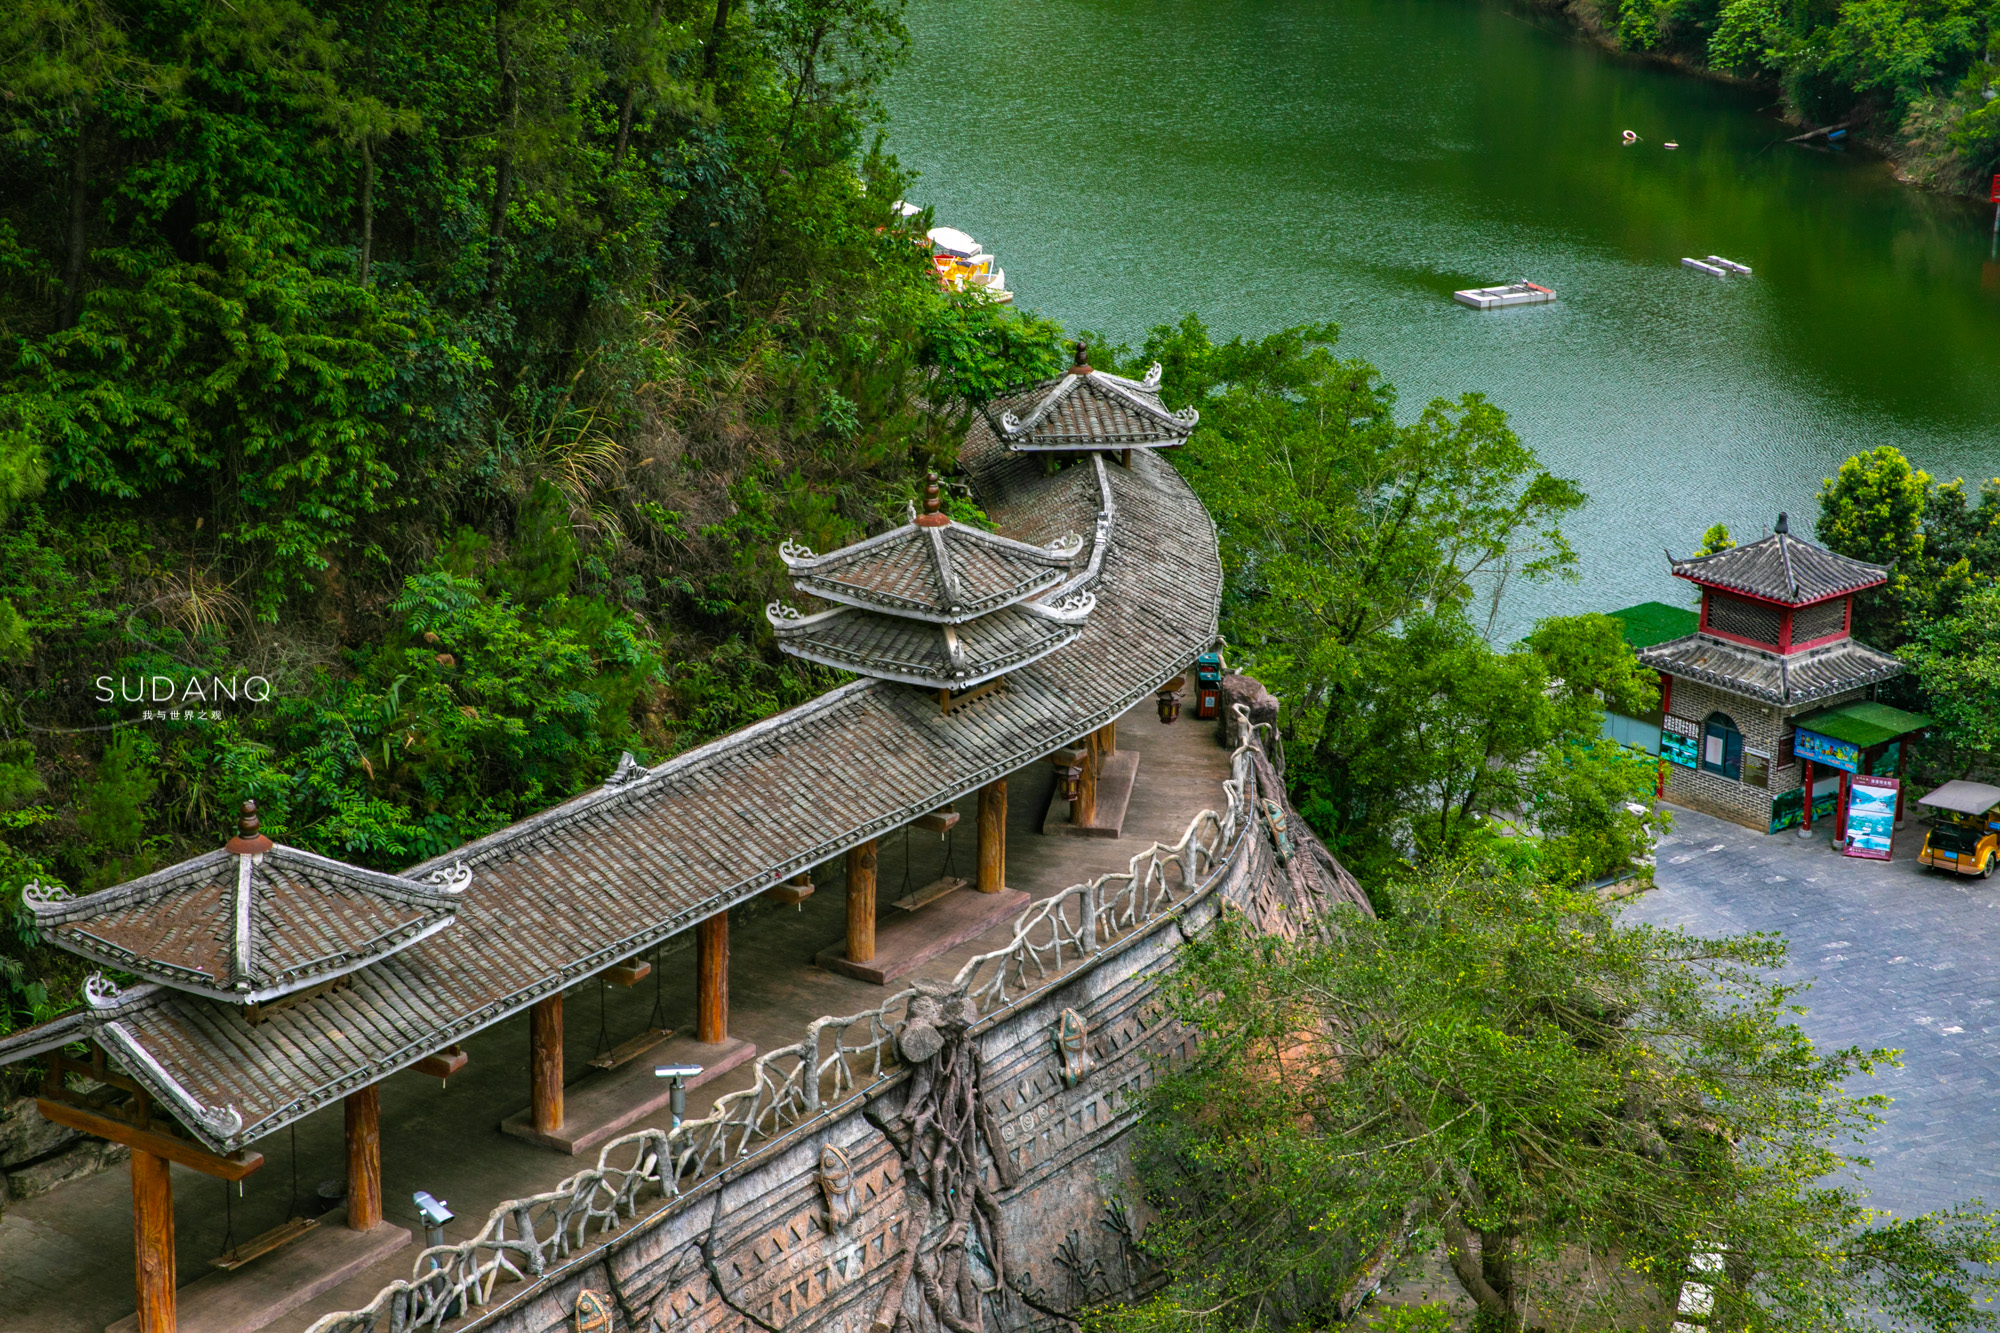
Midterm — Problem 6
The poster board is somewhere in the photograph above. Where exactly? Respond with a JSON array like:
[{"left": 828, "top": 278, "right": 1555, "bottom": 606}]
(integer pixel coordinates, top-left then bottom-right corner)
[
  {"left": 1661, "top": 715, "right": 1699, "bottom": 769},
  {"left": 1795, "top": 727, "right": 1859, "bottom": 774},
  {"left": 1842, "top": 775, "right": 1899, "bottom": 860}
]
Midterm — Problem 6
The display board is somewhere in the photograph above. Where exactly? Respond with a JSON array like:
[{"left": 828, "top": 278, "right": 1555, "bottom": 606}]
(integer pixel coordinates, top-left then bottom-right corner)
[
  {"left": 1661, "top": 715, "right": 1699, "bottom": 769},
  {"left": 1842, "top": 775, "right": 1899, "bottom": 860},
  {"left": 1795, "top": 727, "right": 1860, "bottom": 774}
]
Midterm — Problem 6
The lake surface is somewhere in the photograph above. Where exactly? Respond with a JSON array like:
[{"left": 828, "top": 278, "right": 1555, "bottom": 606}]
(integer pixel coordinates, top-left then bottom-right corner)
[{"left": 883, "top": 0, "right": 2000, "bottom": 631}]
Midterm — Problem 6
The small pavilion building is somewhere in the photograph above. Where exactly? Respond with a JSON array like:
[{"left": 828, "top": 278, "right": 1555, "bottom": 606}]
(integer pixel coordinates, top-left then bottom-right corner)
[
  {"left": 983, "top": 344, "right": 1198, "bottom": 464},
  {"left": 1638, "top": 514, "right": 1928, "bottom": 834}
]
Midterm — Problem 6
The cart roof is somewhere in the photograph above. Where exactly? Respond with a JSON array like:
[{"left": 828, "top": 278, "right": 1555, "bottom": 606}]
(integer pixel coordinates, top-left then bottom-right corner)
[{"left": 1917, "top": 780, "right": 2000, "bottom": 816}]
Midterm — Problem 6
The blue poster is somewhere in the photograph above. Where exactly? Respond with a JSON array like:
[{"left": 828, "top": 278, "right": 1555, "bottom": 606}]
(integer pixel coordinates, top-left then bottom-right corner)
[
  {"left": 1795, "top": 728, "right": 1860, "bottom": 774},
  {"left": 1842, "top": 776, "right": 1898, "bottom": 860},
  {"left": 1661, "top": 730, "right": 1698, "bottom": 768}
]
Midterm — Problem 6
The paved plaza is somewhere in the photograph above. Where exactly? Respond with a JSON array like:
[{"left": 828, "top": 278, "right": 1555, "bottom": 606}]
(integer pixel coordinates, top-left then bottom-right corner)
[{"left": 1626, "top": 803, "right": 2000, "bottom": 1221}]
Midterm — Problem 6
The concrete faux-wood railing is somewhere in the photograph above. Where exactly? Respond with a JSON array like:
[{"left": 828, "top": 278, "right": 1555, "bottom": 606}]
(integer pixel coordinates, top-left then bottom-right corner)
[{"left": 301, "top": 713, "right": 1272, "bottom": 1333}]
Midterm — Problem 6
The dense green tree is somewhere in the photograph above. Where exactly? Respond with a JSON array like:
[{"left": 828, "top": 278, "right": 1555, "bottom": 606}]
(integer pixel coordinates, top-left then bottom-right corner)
[{"left": 1113, "top": 866, "right": 2000, "bottom": 1333}]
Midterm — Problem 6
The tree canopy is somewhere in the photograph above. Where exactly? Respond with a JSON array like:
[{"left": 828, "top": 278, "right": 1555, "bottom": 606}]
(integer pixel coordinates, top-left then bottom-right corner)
[{"left": 1113, "top": 865, "right": 2000, "bottom": 1333}]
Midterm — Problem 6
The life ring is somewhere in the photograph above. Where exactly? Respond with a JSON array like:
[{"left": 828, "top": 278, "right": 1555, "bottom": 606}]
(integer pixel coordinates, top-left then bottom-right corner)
[{"left": 1622, "top": 130, "right": 1638, "bottom": 143}]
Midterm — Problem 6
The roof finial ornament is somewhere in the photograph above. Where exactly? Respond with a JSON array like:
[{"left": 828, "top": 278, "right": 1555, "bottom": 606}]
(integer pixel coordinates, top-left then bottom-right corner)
[
  {"left": 914, "top": 472, "right": 950, "bottom": 528},
  {"left": 1068, "top": 340, "right": 1093, "bottom": 376},
  {"left": 1775, "top": 511, "right": 1789, "bottom": 535},
  {"left": 224, "top": 800, "right": 273, "bottom": 856}
]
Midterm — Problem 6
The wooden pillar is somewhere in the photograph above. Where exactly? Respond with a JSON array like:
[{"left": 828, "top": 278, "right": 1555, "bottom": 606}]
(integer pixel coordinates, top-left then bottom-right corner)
[
  {"left": 1099, "top": 720, "right": 1117, "bottom": 753},
  {"left": 846, "top": 839, "right": 877, "bottom": 963},
  {"left": 1074, "top": 736, "right": 1100, "bottom": 828},
  {"left": 697, "top": 911, "right": 729, "bottom": 1043},
  {"left": 530, "top": 994, "right": 563, "bottom": 1134},
  {"left": 344, "top": 1084, "right": 382, "bottom": 1231},
  {"left": 977, "top": 779, "right": 1007, "bottom": 893},
  {"left": 1802, "top": 757, "right": 1815, "bottom": 833},
  {"left": 131, "top": 1148, "right": 175, "bottom": 1333}
]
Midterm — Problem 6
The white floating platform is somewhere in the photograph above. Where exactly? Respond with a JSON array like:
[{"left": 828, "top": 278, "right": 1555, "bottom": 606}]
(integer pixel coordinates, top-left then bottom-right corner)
[
  {"left": 1682, "top": 257, "right": 1727, "bottom": 277},
  {"left": 1452, "top": 282, "right": 1556, "bottom": 309},
  {"left": 1707, "top": 255, "right": 1752, "bottom": 274}
]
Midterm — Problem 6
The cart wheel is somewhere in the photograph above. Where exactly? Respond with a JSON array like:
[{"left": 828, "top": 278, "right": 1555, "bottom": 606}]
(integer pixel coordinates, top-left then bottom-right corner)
[{"left": 1983, "top": 856, "right": 1994, "bottom": 880}]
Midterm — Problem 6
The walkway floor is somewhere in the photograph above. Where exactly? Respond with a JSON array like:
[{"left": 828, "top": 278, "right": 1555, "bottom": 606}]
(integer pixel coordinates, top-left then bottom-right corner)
[{"left": 0, "top": 701, "right": 1233, "bottom": 1333}]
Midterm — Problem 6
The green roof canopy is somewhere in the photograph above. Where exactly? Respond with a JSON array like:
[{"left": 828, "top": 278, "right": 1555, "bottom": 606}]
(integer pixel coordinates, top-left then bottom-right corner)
[
  {"left": 1608, "top": 601, "right": 1699, "bottom": 650},
  {"left": 1796, "top": 700, "right": 1930, "bottom": 748}
]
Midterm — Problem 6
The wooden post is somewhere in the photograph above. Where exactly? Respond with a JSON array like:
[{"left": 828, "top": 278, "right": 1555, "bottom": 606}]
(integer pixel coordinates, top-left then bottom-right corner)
[
  {"left": 846, "top": 839, "right": 878, "bottom": 964},
  {"left": 1074, "top": 735, "right": 1100, "bottom": 828},
  {"left": 131, "top": 1148, "right": 175, "bottom": 1333},
  {"left": 530, "top": 994, "right": 563, "bottom": 1134},
  {"left": 1802, "top": 757, "right": 1815, "bottom": 833},
  {"left": 977, "top": 778, "right": 1007, "bottom": 894},
  {"left": 697, "top": 911, "right": 728, "bottom": 1043},
  {"left": 1100, "top": 720, "right": 1117, "bottom": 753},
  {"left": 344, "top": 1084, "right": 382, "bottom": 1231}
]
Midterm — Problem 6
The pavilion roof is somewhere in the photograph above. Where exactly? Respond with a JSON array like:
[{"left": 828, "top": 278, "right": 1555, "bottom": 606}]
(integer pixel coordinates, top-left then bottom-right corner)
[
  {"left": 24, "top": 844, "right": 464, "bottom": 1005},
  {"left": 1637, "top": 631, "right": 1902, "bottom": 707},
  {"left": 768, "top": 594, "right": 1093, "bottom": 689},
  {"left": 1794, "top": 699, "right": 1930, "bottom": 748},
  {"left": 779, "top": 506, "right": 1081, "bottom": 623},
  {"left": 1669, "top": 515, "right": 1887, "bottom": 606},
  {"left": 982, "top": 348, "right": 1198, "bottom": 451},
  {"left": 0, "top": 439, "right": 1220, "bottom": 1154}
]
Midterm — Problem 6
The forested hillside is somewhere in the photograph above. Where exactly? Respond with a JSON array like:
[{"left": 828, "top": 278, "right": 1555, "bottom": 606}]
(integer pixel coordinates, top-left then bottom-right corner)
[
  {"left": 0, "top": 0, "right": 1060, "bottom": 1037},
  {"left": 1545, "top": 0, "right": 2000, "bottom": 189}
]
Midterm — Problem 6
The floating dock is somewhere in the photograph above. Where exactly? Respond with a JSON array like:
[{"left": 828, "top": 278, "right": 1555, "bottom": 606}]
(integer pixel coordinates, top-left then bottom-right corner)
[
  {"left": 1682, "top": 257, "right": 1728, "bottom": 277},
  {"left": 1453, "top": 281, "right": 1556, "bottom": 309},
  {"left": 1707, "top": 255, "right": 1752, "bottom": 274}
]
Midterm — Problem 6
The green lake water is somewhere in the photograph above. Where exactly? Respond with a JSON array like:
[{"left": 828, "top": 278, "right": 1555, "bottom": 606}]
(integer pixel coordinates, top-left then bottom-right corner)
[{"left": 883, "top": 0, "right": 2000, "bottom": 628}]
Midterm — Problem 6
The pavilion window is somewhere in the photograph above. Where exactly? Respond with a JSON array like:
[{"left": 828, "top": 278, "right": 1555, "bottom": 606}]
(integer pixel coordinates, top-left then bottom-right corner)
[
  {"left": 1702, "top": 712, "right": 1744, "bottom": 781},
  {"left": 1705, "top": 594, "right": 1781, "bottom": 647}
]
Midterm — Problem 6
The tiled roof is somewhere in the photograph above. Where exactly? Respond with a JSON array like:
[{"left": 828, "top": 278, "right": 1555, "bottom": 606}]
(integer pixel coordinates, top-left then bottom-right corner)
[
  {"left": 983, "top": 362, "right": 1198, "bottom": 451},
  {"left": 779, "top": 517, "right": 1080, "bottom": 622},
  {"left": 769, "top": 595, "right": 1091, "bottom": 688},
  {"left": 1669, "top": 519, "right": 1887, "bottom": 606},
  {"left": 24, "top": 847, "right": 463, "bottom": 1004},
  {"left": 1637, "top": 632, "right": 1903, "bottom": 706},
  {"left": 0, "top": 427, "right": 1222, "bottom": 1153}
]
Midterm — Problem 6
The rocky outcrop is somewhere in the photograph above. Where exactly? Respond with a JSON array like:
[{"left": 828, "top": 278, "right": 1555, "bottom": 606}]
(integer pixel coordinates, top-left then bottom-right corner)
[{"left": 0, "top": 1093, "right": 129, "bottom": 1209}]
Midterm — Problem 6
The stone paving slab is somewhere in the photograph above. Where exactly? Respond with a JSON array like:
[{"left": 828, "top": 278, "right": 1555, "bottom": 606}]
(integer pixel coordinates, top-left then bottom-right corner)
[{"left": 1624, "top": 804, "right": 2000, "bottom": 1221}]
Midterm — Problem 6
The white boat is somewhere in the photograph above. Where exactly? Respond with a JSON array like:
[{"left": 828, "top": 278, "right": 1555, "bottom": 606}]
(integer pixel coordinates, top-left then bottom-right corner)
[
  {"left": 926, "top": 226, "right": 982, "bottom": 258},
  {"left": 1682, "top": 258, "right": 1727, "bottom": 277},
  {"left": 1453, "top": 281, "right": 1556, "bottom": 309},
  {"left": 1707, "top": 255, "right": 1752, "bottom": 275}
]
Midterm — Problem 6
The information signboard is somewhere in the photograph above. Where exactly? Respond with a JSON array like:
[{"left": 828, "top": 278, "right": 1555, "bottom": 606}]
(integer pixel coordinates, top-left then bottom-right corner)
[
  {"left": 1661, "top": 716, "right": 1699, "bottom": 768},
  {"left": 1794, "top": 727, "right": 1860, "bottom": 773},
  {"left": 1842, "top": 774, "right": 1899, "bottom": 860}
]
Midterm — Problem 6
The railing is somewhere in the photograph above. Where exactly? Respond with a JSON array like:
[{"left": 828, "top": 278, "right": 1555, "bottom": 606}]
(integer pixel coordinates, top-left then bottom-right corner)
[{"left": 302, "top": 715, "right": 1264, "bottom": 1333}]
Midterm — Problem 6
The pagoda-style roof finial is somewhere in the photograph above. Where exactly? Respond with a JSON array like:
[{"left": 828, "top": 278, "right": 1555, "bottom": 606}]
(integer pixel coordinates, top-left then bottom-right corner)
[
  {"left": 1775, "top": 511, "right": 1789, "bottom": 534},
  {"left": 1068, "top": 341, "right": 1093, "bottom": 376},
  {"left": 224, "top": 800, "right": 273, "bottom": 856},
  {"left": 914, "top": 473, "right": 949, "bottom": 528}
]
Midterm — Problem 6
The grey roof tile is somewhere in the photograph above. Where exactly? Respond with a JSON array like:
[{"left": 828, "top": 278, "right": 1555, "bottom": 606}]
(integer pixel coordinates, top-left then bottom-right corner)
[
  {"left": 1670, "top": 522, "right": 1887, "bottom": 606},
  {"left": 2, "top": 431, "right": 1221, "bottom": 1152},
  {"left": 1638, "top": 632, "right": 1904, "bottom": 706}
]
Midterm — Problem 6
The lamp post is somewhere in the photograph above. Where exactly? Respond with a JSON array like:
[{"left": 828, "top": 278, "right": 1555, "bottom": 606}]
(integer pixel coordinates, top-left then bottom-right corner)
[{"left": 654, "top": 1064, "right": 705, "bottom": 1129}]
